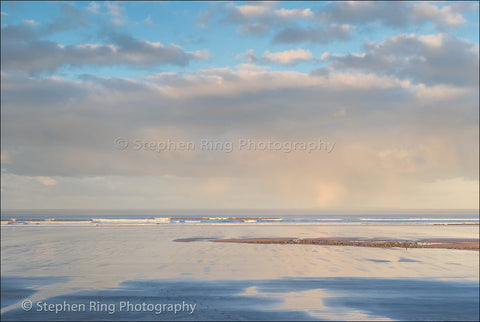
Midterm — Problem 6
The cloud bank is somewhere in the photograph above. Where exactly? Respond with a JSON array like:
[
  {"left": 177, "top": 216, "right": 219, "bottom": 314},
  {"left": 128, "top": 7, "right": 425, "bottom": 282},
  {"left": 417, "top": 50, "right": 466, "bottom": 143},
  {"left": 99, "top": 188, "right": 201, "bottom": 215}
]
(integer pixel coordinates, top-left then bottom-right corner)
[{"left": 1, "top": 1, "right": 478, "bottom": 209}]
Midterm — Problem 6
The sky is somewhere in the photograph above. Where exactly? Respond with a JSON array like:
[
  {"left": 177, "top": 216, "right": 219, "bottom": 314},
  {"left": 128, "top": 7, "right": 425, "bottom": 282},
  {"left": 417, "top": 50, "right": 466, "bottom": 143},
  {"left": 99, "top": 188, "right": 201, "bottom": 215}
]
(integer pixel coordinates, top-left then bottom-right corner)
[{"left": 1, "top": 1, "right": 479, "bottom": 210}]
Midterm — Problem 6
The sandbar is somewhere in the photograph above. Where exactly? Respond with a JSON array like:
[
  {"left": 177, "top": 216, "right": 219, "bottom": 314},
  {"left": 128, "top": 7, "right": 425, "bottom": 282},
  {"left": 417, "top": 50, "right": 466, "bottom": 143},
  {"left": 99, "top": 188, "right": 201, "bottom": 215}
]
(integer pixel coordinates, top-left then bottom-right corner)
[{"left": 175, "top": 237, "right": 479, "bottom": 250}]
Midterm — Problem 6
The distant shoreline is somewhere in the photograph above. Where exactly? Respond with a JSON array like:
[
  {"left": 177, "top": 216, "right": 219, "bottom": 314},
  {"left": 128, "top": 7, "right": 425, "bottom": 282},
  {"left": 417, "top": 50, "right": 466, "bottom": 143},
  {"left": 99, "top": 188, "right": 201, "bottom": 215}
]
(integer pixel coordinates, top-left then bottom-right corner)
[{"left": 175, "top": 237, "right": 480, "bottom": 250}]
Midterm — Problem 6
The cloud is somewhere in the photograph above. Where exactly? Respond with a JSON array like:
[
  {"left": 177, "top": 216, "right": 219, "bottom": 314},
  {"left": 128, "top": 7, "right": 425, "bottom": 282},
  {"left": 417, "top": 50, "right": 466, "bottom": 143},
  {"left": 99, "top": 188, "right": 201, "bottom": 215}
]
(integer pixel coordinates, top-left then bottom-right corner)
[
  {"left": 142, "top": 15, "right": 153, "bottom": 25},
  {"left": 1, "top": 151, "right": 11, "bottom": 163},
  {"left": 2, "top": 65, "right": 477, "bottom": 165},
  {"left": 36, "top": 176, "right": 57, "bottom": 186},
  {"left": 317, "top": 1, "right": 409, "bottom": 27},
  {"left": 87, "top": 2, "right": 100, "bottom": 14},
  {"left": 220, "top": 2, "right": 315, "bottom": 35},
  {"left": 1, "top": 30, "right": 210, "bottom": 73},
  {"left": 197, "top": 3, "right": 223, "bottom": 28},
  {"left": 2, "top": 64, "right": 478, "bottom": 208},
  {"left": 106, "top": 2, "right": 122, "bottom": 17},
  {"left": 273, "top": 24, "right": 354, "bottom": 44},
  {"left": 43, "top": 2, "right": 91, "bottom": 34},
  {"left": 234, "top": 2, "right": 273, "bottom": 19},
  {"left": 324, "top": 33, "right": 479, "bottom": 86},
  {"left": 22, "top": 19, "right": 37, "bottom": 25},
  {"left": 411, "top": 3, "right": 466, "bottom": 28},
  {"left": 404, "top": 177, "right": 479, "bottom": 209},
  {"left": 1, "top": 3, "right": 211, "bottom": 73},
  {"left": 317, "top": 1, "right": 477, "bottom": 29},
  {"left": 274, "top": 8, "right": 313, "bottom": 19},
  {"left": 1, "top": 20, "right": 39, "bottom": 42},
  {"left": 235, "top": 23, "right": 270, "bottom": 35},
  {"left": 106, "top": 2, "right": 126, "bottom": 26},
  {"left": 203, "top": 1, "right": 476, "bottom": 42},
  {"left": 1, "top": 1, "right": 478, "bottom": 209},
  {"left": 1, "top": 3, "right": 91, "bottom": 43},
  {"left": 236, "top": 49, "right": 257, "bottom": 63},
  {"left": 225, "top": 2, "right": 276, "bottom": 21},
  {"left": 237, "top": 48, "right": 316, "bottom": 65},
  {"left": 1, "top": 73, "right": 93, "bottom": 107},
  {"left": 262, "top": 49, "right": 314, "bottom": 65}
]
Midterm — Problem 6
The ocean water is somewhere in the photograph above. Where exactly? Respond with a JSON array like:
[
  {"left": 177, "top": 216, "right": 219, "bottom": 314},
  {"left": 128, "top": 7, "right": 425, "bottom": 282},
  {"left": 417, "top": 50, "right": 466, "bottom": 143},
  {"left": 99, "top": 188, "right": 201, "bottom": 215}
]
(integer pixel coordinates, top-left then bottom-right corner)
[{"left": 1, "top": 210, "right": 479, "bottom": 321}]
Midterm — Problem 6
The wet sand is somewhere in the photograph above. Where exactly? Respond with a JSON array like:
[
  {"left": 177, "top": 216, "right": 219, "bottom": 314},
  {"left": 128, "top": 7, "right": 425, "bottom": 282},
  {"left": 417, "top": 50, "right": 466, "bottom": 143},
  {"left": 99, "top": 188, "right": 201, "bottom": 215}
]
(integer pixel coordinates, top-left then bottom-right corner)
[
  {"left": 175, "top": 237, "right": 479, "bottom": 250},
  {"left": 2, "top": 276, "right": 479, "bottom": 321}
]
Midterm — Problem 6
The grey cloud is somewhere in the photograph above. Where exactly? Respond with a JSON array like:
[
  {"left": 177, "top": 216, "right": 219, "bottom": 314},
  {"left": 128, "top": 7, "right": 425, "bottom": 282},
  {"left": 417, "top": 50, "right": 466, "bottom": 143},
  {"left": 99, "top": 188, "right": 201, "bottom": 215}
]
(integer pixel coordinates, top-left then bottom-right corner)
[
  {"left": 236, "top": 49, "right": 257, "bottom": 63},
  {"left": 1, "top": 69, "right": 477, "bottom": 180},
  {"left": 236, "top": 23, "right": 270, "bottom": 35},
  {"left": 42, "top": 2, "right": 90, "bottom": 34},
  {"left": 1, "top": 40, "right": 64, "bottom": 73},
  {"left": 1, "top": 21, "right": 39, "bottom": 42},
  {"left": 310, "top": 67, "right": 330, "bottom": 77},
  {"left": 273, "top": 24, "right": 353, "bottom": 44},
  {"left": 2, "top": 67, "right": 478, "bottom": 209},
  {"left": 204, "top": 1, "right": 475, "bottom": 41},
  {"left": 78, "top": 75, "right": 149, "bottom": 92},
  {"left": 326, "top": 33, "right": 479, "bottom": 86},
  {"left": 317, "top": 2, "right": 412, "bottom": 27},
  {"left": 197, "top": 5, "right": 219, "bottom": 28},
  {"left": 1, "top": 73, "right": 92, "bottom": 107},
  {"left": 317, "top": 1, "right": 477, "bottom": 29},
  {"left": 1, "top": 32, "right": 209, "bottom": 73},
  {"left": 106, "top": 32, "right": 204, "bottom": 66}
]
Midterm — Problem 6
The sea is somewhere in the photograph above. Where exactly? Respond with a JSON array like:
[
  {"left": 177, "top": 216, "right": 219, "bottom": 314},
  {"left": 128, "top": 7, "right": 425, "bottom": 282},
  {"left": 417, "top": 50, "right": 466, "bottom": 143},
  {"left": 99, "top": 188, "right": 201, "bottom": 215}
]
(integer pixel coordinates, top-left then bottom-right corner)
[{"left": 1, "top": 209, "right": 479, "bottom": 321}]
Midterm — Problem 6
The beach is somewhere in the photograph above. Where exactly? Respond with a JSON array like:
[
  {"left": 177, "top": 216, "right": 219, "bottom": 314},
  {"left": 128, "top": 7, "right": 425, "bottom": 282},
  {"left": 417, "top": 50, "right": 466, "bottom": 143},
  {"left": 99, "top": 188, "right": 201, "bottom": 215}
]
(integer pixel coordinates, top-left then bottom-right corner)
[{"left": 1, "top": 212, "right": 479, "bottom": 320}]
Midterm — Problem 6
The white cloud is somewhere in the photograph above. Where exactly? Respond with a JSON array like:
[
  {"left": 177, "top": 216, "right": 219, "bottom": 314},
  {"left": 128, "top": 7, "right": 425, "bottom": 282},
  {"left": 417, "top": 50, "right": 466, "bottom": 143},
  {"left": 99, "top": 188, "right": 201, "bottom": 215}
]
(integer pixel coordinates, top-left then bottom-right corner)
[
  {"left": 221, "top": 2, "right": 316, "bottom": 36},
  {"left": 320, "top": 52, "right": 330, "bottom": 60},
  {"left": 274, "top": 8, "right": 313, "bottom": 19},
  {"left": 263, "top": 48, "right": 314, "bottom": 65},
  {"left": 417, "top": 33, "right": 444, "bottom": 48},
  {"left": 235, "top": 3, "right": 271, "bottom": 18}
]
